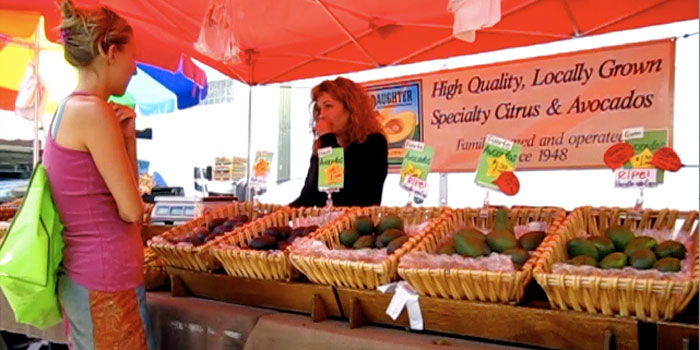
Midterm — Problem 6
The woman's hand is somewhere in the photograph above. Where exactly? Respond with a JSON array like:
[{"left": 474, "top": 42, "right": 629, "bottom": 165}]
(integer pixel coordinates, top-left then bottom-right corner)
[
  {"left": 108, "top": 102, "right": 138, "bottom": 181},
  {"left": 109, "top": 102, "right": 136, "bottom": 139},
  {"left": 314, "top": 118, "right": 333, "bottom": 136}
]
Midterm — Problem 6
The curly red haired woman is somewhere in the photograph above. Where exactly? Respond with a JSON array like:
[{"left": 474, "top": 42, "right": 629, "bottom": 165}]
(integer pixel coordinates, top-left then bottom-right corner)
[{"left": 291, "top": 77, "right": 388, "bottom": 207}]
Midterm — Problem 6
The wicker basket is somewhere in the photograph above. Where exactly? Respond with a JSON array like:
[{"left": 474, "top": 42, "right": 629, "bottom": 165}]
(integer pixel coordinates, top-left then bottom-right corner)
[
  {"left": 144, "top": 247, "right": 168, "bottom": 290},
  {"left": 0, "top": 207, "right": 17, "bottom": 221},
  {"left": 0, "top": 207, "right": 17, "bottom": 238},
  {"left": 533, "top": 206, "right": 699, "bottom": 322},
  {"left": 289, "top": 206, "right": 450, "bottom": 289},
  {"left": 147, "top": 202, "right": 281, "bottom": 272},
  {"left": 398, "top": 206, "right": 566, "bottom": 303},
  {"left": 143, "top": 203, "right": 155, "bottom": 224},
  {"left": 211, "top": 207, "right": 352, "bottom": 281}
]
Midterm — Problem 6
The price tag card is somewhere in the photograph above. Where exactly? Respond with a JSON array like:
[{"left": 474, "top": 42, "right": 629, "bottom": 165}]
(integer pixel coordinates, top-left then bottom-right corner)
[
  {"left": 318, "top": 147, "right": 345, "bottom": 191},
  {"left": 475, "top": 135, "right": 522, "bottom": 192},
  {"left": 402, "top": 175, "right": 429, "bottom": 200},
  {"left": 250, "top": 151, "right": 274, "bottom": 189},
  {"left": 614, "top": 168, "right": 659, "bottom": 188},
  {"left": 624, "top": 129, "right": 667, "bottom": 183},
  {"left": 399, "top": 141, "right": 434, "bottom": 197}
]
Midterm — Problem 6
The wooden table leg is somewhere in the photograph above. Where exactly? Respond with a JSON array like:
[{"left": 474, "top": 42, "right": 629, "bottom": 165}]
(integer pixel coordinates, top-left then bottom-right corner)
[
  {"left": 311, "top": 294, "right": 328, "bottom": 322},
  {"left": 349, "top": 297, "right": 366, "bottom": 329}
]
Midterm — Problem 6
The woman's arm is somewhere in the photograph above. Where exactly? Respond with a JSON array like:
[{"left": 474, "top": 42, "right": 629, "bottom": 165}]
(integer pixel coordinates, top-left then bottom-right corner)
[
  {"left": 111, "top": 103, "right": 138, "bottom": 182},
  {"left": 74, "top": 99, "right": 143, "bottom": 222}
]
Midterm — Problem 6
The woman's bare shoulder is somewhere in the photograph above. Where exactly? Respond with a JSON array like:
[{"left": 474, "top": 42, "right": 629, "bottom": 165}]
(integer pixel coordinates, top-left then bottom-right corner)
[{"left": 62, "top": 96, "right": 113, "bottom": 124}]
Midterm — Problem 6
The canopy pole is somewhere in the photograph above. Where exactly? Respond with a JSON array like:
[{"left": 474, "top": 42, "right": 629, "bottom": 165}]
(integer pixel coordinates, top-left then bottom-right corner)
[
  {"left": 245, "top": 58, "right": 255, "bottom": 202},
  {"left": 32, "top": 21, "right": 41, "bottom": 166}
]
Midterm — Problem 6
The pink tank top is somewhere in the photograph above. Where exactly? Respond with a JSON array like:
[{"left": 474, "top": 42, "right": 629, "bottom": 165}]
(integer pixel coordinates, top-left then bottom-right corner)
[{"left": 43, "top": 95, "right": 143, "bottom": 291}]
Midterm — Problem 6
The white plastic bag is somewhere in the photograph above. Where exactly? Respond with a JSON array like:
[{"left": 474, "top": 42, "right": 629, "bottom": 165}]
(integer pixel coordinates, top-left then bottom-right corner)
[
  {"left": 194, "top": 0, "right": 239, "bottom": 64},
  {"left": 14, "top": 64, "right": 45, "bottom": 120},
  {"left": 448, "top": 0, "right": 501, "bottom": 42}
]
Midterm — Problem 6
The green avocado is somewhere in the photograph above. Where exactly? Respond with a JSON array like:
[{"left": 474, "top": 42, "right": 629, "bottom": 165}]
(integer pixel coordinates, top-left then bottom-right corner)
[
  {"left": 655, "top": 240, "right": 687, "bottom": 260},
  {"left": 605, "top": 226, "right": 635, "bottom": 251},
  {"left": 355, "top": 216, "right": 374, "bottom": 235},
  {"left": 599, "top": 252, "right": 627, "bottom": 269},
  {"left": 628, "top": 248, "right": 657, "bottom": 270},
  {"left": 567, "top": 238, "right": 600, "bottom": 261},
  {"left": 339, "top": 229, "right": 360, "bottom": 248}
]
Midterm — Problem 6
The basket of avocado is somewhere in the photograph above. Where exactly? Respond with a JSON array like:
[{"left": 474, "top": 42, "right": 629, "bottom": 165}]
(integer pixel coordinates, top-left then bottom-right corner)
[
  {"left": 398, "top": 207, "right": 566, "bottom": 303},
  {"left": 289, "top": 206, "right": 450, "bottom": 289},
  {"left": 533, "top": 206, "right": 699, "bottom": 322}
]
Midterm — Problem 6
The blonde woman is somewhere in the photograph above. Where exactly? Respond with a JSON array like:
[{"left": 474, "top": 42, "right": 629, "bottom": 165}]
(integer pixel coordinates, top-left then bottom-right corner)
[{"left": 44, "top": 1, "right": 153, "bottom": 348}]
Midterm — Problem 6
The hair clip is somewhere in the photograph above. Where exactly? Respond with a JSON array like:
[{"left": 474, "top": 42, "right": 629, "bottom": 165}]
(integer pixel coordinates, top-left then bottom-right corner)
[{"left": 59, "top": 28, "right": 70, "bottom": 43}]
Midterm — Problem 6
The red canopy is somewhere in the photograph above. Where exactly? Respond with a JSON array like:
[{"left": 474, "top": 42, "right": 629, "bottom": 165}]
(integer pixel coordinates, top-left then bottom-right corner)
[{"left": 1, "top": 0, "right": 697, "bottom": 85}]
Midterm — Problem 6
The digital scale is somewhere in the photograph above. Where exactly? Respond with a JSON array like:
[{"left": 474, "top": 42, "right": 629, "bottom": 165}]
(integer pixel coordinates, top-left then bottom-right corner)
[
  {"left": 150, "top": 197, "right": 196, "bottom": 225},
  {"left": 149, "top": 195, "right": 237, "bottom": 226}
]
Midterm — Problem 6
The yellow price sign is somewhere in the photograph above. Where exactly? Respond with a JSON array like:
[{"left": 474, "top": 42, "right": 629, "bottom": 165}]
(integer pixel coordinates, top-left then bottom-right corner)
[
  {"left": 486, "top": 154, "right": 514, "bottom": 178},
  {"left": 401, "top": 163, "right": 423, "bottom": 179},
  {"left": 629, "top": 148, "right": 654, "bottom": 168},
  {"left": 325, "top": 162, "right": 345, "bottom": 185}
]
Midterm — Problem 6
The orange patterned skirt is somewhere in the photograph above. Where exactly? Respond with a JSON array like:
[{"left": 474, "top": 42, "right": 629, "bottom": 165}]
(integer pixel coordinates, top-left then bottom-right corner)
[{"left": 58, "top": 271, "right": 155, "bottom": 350}]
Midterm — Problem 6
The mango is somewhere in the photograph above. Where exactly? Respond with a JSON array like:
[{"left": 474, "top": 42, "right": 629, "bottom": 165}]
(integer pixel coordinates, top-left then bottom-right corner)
[
  {"left": 605, "top": 226, "right": 635, "bottom": 251},
  {"left": 455, "top": 234, "right": 491, "bottom": 257},
  {"left": 387, "top": 236, "right": 409, "bottom": 254},
  {"left": 437, "top": 241, "right": 456, "bottom": 255},
  {"left": 519, "top": 231, "right": 546, "bottom": 251},
  {"left": 566, "top": 238, "right": 600, "bottom": 261},
  {"left": 502, "top": 248, "right": 529, "bottom": 266},
  {"left": 588, "top": 236, "right": 615, "bottom": 258},
  {"left": 339, "top": 229, "right": 360, "bottom": 247},
  {"left": 455, "top": 227, "right": 486, "bottom": 242},
  {"left": 493, "top": 208, "right": 513, "bottom": 233},
  {"left": 599, "top": 252, "right": 627, "bottom": 269},
  {"left": 355, "top": 216, "right": 374, "bottom": 235},
  {"left": 192, "top": 227, "right": 211, "bottom": 242},
  {"left": 277, "top": 241, "right": 290, "bottom": 250},
  {"left": 377, "top": 215, "right": 404, "bottom": 233},
  {"left": 654, "top": 257, "right": 682, "bottom": 272},
  {"left": 623, "top": 236, "right": 658, "bottom": 256},
  {"left": 264, "top": 227, "right": 285, "bottom": 241},
  {"left": 303, "top": 225, "right": 320, "bottom": 235},
  {"left": 289, "top": 227, "right": 307, "bottom": 242},
  {"left": 568, "top": 255, "right": 598, "bottom": 267},
  {"left": 376, "top": 228, "right": 406, "bottom": 248},
  {"left": 353, "top": 235, "right": 375, "bottom": 249},
  {"left": 233, "top": 214, "right": 250, "bottom": 223},
  {"left": 655, "top": 240, "right": 687, "bottom": 260},
  {"left": 249, "top": 235, "right": 278, "bottom": 250},
  {"left": 222, "top": 219, "right": 239, "bottom": 231},
  {"left": 628, "top": 248, "right": 657, "bottom": 270},
  {"left": 486, "top": 229, "right": 518, "bottom": 253},
  {"left": 207, "top": 218, "right": 227, "bottom": 231}
]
